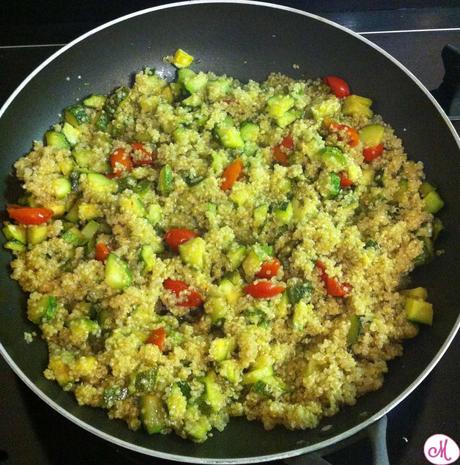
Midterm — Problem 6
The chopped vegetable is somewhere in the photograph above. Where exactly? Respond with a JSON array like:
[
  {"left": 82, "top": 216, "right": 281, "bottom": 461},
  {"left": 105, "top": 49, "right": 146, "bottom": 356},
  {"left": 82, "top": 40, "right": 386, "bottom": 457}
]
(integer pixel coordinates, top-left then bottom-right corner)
[
  {"left": 326, "top": 121, "right": 359, "bottom": 146},
  {"left": 179, "top": 237, "right": 206, "bottom": 269},
  {"left": 272, "top": 135, "right": 294, "bottom": 165},
  {"left": 342, "top": 95, "right": 373, "bottom": 117},
  {"left": 255, "top": 258, "right": 281, "bottom": 279},
  {"left": 95, "top": 242, "right": 110, "bottom": 262},
  {"left": 424, "top": 191, "right": 444, "bottom": 214},
  {"left": 105, "top": 253, "right": 132, "bottom": 289},
  {"left": 347, "top": 315, "right": 362, "bottom": 345},
  {"left": 45, "top": 130, "right": 70, "bottom": 149},
  {"left": 244, "top": 280, "right": 285, "bottom": 299},
  {"left": 131, "top": 142, "right": 155, "bottom": 166},
  {"left": 172, "top": 48, "right": 194, "bottom": 68},
  {"left": 339, "top": 172, "right": 353, "bottom": 188},
  {"left": 363, "top": 143, "right": 384, "bottom": 162},
  {"left": 359, "top": 124, "right": 384, "bottom": 147},
  {"left": 146, "top": 327, "right": 166, "bottom": 351},
  {"left": 164, "top": 228, "right": 198, "bottom": 252},
  {"left": 221, "top": 159, "right": 243, "bottom": 191},
  {"left": 163, "top": 279, "right": 203, "bottom": 308},
  {"left": 158, "top": 165, "right": 173, "bottom": 195},
  {"left": 323, "top": 76, "right": 350, "bottom": 98},
  {"left": 7, "top": 206, "right": 53, "bottom": 225},
  {"left": 287, "top": 281, "right": 313, "bottom": 305},
  {"left": 110, "top": 148, "right": 133, "bottom": 177},
  {"left": 316, "top": 261, "right": 352, "bottom": 297},
  {"left": 405, "top": 298, "right": 433, "bottom": 325},
  {"left": 3, "top": 224, "right": 26, "bottom": 243}
]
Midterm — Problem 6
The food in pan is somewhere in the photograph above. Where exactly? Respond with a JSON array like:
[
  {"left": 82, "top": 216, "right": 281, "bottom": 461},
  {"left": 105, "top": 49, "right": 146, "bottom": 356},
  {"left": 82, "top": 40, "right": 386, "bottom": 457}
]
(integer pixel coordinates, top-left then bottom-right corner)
[{"left": 3, "top": 48, "right": 444, "bottom": 442}]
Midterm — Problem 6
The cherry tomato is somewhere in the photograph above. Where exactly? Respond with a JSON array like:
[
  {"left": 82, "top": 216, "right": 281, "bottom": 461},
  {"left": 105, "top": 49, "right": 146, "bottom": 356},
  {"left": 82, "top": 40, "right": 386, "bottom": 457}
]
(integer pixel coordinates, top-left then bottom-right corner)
[
  {"left": 315, "top": 261, "right": 352, "bottom": 297},
  {"left": 146, "top": 327, "right": 166, "bottom": 351},
  {"left": 244, "top": 280, "right": 285, "bottom": 299},
  {"left": 163, "top": 279, "right": 203, "bottom": 308},
  {"left": 339, "top": 172, "right": 353, "bottom": 188},
  {"left": 323, "top": 76, "right": 351, "bottom": 98},
  {"left": 95, "top": 242, "right": 110, "bottom": 262},
  {"left": 221, "top": 159, "right": 244, "bottom": 191},
  {"left": 272, "top": 135, "right": 294, "bottom": 166},
  {"left": 131, "top": 142, "right": 156, "bottom": 166},
  {"left": 110, "top": 148, "right": 133, "bottom": 177},
  {"left": 328, "top": 122, "right": 359, "bottom": 147},
  {"left": 7, "top": 206, "right": 53, "bottom": 225},
  {"left": 164, "top": 228, "right": 198, "bottom": 252},
  {"left": 363, "top": 144, "right": 384, "bottom": 162},
  {"left": 255, "top": 258, "right": 282, "bottom": 279}
]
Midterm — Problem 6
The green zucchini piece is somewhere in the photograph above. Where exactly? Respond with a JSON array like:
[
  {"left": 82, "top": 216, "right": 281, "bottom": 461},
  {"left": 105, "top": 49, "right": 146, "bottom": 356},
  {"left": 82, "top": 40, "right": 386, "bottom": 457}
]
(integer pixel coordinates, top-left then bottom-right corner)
[
  {"left": 319, "top": 146, "right": 347, "bottom": 171},
  {"left": 103, "top": 386, "right": 128, "bottom": 408},
  {"left": 243, "top": 357, "right": 273, "bottom": 384},
  {"left": 158, "top": 165, "right": 173, "bottom": 195},
  {"left": 179, "top": 237, "right": 206, "bottom": 269},
  {"left": 105, "top": 253, "right": 132, "bottom": 289},
  {"left": 53, "top": 177, "right": 72, "bottom": 199},
  {"left": 203, "top": 372, "right": 225, "bottom": 412},
  {"left": 287, "top": 281, "right": 313, "bottom": 305},
  {"left": 104, "top": 86, "right": 129, "bottom": 117},
  {"left": 400, "top": 287, "right": 428, "bottom": 300},
  {"left": 64, "top": 104, "right": 90, "bottom": 127},
  {"left": 135, "top": 368, "right": 157, "bottom": 393},
  {"left": 4, "top": 241, "right": 26, "bottom": 253},
  {"left": 62, "top": 122, "right": 80, "bottom": 146},
  {"left": 347, "top": 315, "right": 362, "bottom": 346},
  {"left": 147, "top": 204, "right": 162, "bottom": 225},
  {"left": 342, "top": 95, "right": 373, "bottom": 118},
  {"left": 209, "top": 337, "right": 235, "bottom": 362},
  {"left": 254, "top": 204, "right": 269, "bottom": 228},
  {"left": 3, "top": 224, "right": 26, "bottom": 243},
  {"left": 219, "top": 360, "right": 240, "bottom": 384},
  {"left": 140, "top": 394, "right": 167, "bottom": 434},
  {"left": 216, "top": 125, "right": 244, "bottom": 149},
  {"left": 359, "top": 124, "right": 384, "bottom": 147},
  {"left": 65, "top": 202, "right": 80, "bottom": 223},
  {"left": 27, "top": 225, "right": 48, "bottom": 245},
  {"left": 275, "top": 110, "right": 300, "bottom": 128},
  {"left": 83, "top": 94, "right": 106, "bottom": 109},
  {"left": 405, "top": 298, "right": 433, "bottom": 325},
  {"left": 424, "top": 191, "right": 444, "bottom": 214},
  {"left": 81, "top": 220, "right": 100, "bottom": 241},
  {"left": 273, "top": 201, "right": 293, "bottom": 225},
  {"left": 140, "top": 244, "right": 156, "bottom": 272},
  {"left": 62, "top": 227, "right": 86, "bottom": 246},
  {"left": 86, "top": 173, "right": 117, "bottom": 193},
  {"left": 240, "top": 122, "right": 260, "bottom": 142},
  {"left": 419, "top": 182, "right": 436, "bottom": 197},
  {"left": 227, "top": 244, "right": 247, "bottom": 271},
  {"left": 242, "top": 249, "right": 262, "bottom": 280},
  {"left": 45, "top": 130, "right": 70, "bottom": 149},
  {"left": 28, "top": 295, "right": 57, "bottom": 324},
  {"left": 292, "top": 301, "right": 314, "bottom": 330},
  {"left": 267, "top": 95, "right": 294, "bottom": 118}
]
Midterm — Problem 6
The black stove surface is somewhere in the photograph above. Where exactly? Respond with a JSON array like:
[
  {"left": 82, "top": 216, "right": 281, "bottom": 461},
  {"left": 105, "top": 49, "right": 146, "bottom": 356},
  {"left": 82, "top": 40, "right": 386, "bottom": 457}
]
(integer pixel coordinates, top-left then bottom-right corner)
[{"left": 0, "top": 2, "right": 459, "bottom": 465}]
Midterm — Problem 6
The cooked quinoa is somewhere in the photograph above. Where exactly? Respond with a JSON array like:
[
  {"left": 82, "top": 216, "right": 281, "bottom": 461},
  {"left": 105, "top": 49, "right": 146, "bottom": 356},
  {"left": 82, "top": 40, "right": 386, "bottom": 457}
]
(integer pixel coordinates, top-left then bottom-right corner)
[{"left": 3, "top": 50, "right": 444, "bottom": 442}]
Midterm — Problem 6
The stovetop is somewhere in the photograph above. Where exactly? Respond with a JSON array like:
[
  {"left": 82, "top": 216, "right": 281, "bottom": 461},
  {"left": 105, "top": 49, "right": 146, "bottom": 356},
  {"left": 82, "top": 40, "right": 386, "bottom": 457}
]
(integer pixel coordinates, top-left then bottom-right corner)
[{"left": 0, "top": 2, "right": 459, "bottom": 465}]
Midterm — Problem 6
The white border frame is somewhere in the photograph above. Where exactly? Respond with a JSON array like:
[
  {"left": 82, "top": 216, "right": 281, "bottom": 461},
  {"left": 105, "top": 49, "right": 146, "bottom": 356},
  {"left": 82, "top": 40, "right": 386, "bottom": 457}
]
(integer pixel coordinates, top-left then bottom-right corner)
[{"left": 0, "top": 1, "right": 459, "bottom": 463}]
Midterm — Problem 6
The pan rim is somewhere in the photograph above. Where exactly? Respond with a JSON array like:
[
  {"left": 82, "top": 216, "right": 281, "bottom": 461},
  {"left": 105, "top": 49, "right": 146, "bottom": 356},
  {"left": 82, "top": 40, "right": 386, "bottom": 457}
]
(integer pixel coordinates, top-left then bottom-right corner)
[{"left": 1, "top": 1, "right": 459, "bottom": 463}]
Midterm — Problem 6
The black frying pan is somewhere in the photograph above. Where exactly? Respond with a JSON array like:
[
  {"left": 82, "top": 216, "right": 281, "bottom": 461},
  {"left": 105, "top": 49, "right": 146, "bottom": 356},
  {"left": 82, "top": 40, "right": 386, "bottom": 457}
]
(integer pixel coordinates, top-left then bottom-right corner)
[{"left": 0, "top": 2, "right": 459, "bottom": 463}]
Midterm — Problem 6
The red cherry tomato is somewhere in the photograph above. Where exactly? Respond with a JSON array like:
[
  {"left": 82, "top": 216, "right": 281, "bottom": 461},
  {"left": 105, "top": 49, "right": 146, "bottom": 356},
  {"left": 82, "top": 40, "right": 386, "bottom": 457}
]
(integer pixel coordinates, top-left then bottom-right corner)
[
  {"left": 131, "top": 142, "right": 156, "bottom": 166},
  {"left": 163, "top": 279, "right": 203, "bottom": 308},
  {"left": 244, "top": 280, "right": 285, "bottom": 299},
  {"left": 363, "top": 144, "right": 384, "bottom": 162},
  {"left": 221, "top": 159, "right": 244, "bottom": 191},
  {"left": 164, "top": 228, "right": 198, "bottom": 252},
  {"left": 95, "top": 242, "right": 110, "bottom": 262},
  {"left": 146, "top": 327, "right": 166, "bottom": 351},
  {"left": 323, "top": 76, "right": 351, "bottom": 98},
  {"left": 272, "top": 135, "right": 294, "bottom": 166},
  {"left": 328, "top": 122, "right": 359, "bottom": 147},
  {"left": 110, "top": 148, "right": 133, "bottom": 177},
  {"left": 339, "top": 172, "right": 353, "bottom": 188},
  {"left": 255, "top": 258, "right": 282, "bottom": 279},
  {"left": 7, "top": 206, "right": 53, "bottom": 225},
  {"left": 315, "top": 261, "right": 352, "bottom": 297}
]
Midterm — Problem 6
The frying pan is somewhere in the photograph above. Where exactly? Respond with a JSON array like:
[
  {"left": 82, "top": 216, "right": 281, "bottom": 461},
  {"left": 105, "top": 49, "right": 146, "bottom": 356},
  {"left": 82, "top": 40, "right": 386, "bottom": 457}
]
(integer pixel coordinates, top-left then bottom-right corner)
[{"left": 0, "top": 1, "right": 459, "bottom": 463}]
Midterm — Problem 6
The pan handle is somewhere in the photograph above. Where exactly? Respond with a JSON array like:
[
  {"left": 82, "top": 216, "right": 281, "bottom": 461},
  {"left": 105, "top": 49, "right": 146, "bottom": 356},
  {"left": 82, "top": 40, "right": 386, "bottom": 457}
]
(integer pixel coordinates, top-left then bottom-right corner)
[{"left": 284, "top": 415, "right": 390, "bottom": 465}]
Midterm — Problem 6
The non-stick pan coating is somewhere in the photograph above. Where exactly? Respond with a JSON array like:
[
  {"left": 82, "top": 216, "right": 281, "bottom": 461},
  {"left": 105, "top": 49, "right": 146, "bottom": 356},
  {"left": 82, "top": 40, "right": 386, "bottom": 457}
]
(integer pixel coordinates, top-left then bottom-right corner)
[{"left": 0, "top": 2, "right": 459, "bottom": 462}]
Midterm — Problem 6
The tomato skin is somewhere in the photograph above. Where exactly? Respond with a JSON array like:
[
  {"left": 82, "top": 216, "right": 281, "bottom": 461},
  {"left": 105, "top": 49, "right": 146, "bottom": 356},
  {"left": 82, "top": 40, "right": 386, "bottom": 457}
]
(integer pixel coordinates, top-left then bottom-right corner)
[
  {"left": 95, "top": 242, "right": 110, "bottom": 261},
  {"left": 110, "top": 148, "right": 133, "bottom": 176},
  {"left": 255, "top": 258, "right": 282, "bottom": 279},
  {"left": 131, "top": 142, "right": 156, "bottom": 166},
  {"left": 163, "top": 279, "right": 203, "bottom": 307},
  {"left": 272, "top": 135, "right": 294, "bottom": 165},
  {"left": 146, "top": 327, "right": 166, "bottom": 351},
  {"left": 363, "top": 143, "right": 384, "bottom": 162},
  {"left": 315, "top": 261, "right": 352, "bottom": 297},
  {"left": 7, "top": 206, "right": 53, "bottom": 225},
  {"left": 221, "top": 159, "right": 244, "bottom": 191},
  {"left": 328, "top": 122, "right": 359, "bottom": 147},
  {"left": 164, "top": 228, "right": 198, "bottom": 252},
  {"left": 323, "top": 76, "right": 351, "bottom": 98},
  {"left": 339, "top": 172, "right": 353, "bottom": 188},
  {"left": 244, "top": 280, "right": 285, "bottom": 299}
]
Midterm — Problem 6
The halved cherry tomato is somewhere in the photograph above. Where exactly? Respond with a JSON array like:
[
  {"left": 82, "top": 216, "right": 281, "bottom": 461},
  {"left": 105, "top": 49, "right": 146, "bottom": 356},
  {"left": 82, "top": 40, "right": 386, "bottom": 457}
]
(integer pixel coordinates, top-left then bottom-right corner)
[
  {"left": 131, "top": 142, "right": 156, "bottom": 166},
  {"left": 95, "top": 242, "right": 110, "bottom": 262},
  {"left": 315, "top": 261, "right": 352, "bottom": 298},
  {"left": 339, "top": 172, "right": 353, "bottom": 188},
  {"left": 272, "top": 135, "right": 294, "bottom": 165},
  {"left": 323, "top": 76, "right": 350, "bottom": 98},
  {"left": 7, "top": 206, "right": 53, "bottom": 225},
  {"left": 244, "top": 280, "right": 285, "bottom": 299},
  {"left": 164, "top": 228, "right": 198, "bottom": 252},
  {"left": 110, "top": 148, "right": 133, "bottom": 177},
  {"left": 328, "top": 122, "right": 359, "bottom": 147},
  {"left": 255, "top": 258, "right": 282, "bottom": 279},
  {"left": 363, "top": 144, "right": 384, "bottom": 162},
  {"left": 221, "top": 159, "right": 243, "bottom": 191},
  {"left": 163, "top": 278, "right": 203, "bottom": 308},
  {"left": 146, "top": 327, "right": 166, "bottom": 351}
]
